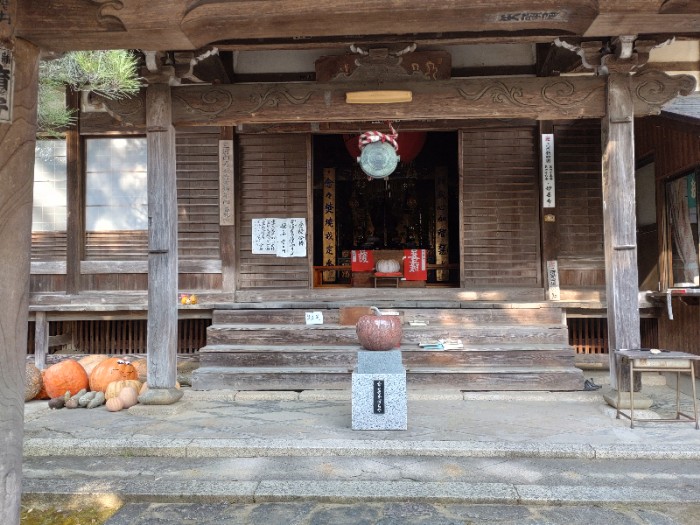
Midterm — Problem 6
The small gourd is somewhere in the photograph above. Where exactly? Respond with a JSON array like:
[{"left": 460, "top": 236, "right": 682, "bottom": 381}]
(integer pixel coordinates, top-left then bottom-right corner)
[
  {"left": 87, "top": 391, "right": 106, "bottom": 409},
  {"left": 65, "top": 398, "right": 79, "bottom": 409},
  {"left": 78, "top": 391, "right": 97, "bottom": 407},
  {"left": 106, "top": 397, "right": 124, "bottom": 412},
  {"left": 70, "top": 388, "right": 87, "bottom": 402},
  {"left": 118, "top": 386, "right": 139, "bottom": 409},
  {"left": 48, "top": 396, "right": 65, "bottom": 410},
  {"left": 105, "top": 379, "right": 142, "bottom": 400}
]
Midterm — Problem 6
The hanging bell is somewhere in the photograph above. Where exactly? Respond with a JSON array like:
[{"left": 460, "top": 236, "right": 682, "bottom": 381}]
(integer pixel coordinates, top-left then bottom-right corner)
[{"left": 357, "top": 141, "right": 400, "bottom": 179}]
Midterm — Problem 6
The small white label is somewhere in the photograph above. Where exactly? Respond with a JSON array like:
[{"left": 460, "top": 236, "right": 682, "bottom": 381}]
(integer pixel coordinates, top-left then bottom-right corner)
[
  {"left": 305, "top": 311, "right": 323, "bottom": 325},
  {"left": 546, "top": 260, "right": 560, "bottom": 301}
]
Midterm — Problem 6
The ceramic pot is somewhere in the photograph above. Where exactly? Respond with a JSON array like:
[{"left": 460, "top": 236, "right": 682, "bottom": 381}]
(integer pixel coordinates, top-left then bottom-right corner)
[{"left": 356, "top": 314, "right": 402, "bottom": 351}]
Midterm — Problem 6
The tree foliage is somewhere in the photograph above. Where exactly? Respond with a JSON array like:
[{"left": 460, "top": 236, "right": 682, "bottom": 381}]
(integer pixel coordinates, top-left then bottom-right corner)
[{"left": 38, "top": 50, "right": 142, "bottom": 136}]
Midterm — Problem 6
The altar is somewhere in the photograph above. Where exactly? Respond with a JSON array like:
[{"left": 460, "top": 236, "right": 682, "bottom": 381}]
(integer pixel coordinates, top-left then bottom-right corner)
[{"left": 350, "top": 249, "right": 427, "bottom": 288}]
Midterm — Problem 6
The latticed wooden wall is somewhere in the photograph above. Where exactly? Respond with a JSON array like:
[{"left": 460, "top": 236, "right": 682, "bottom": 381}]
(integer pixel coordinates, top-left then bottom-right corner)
[
  {"left": 460, "top": 127, "right": 541, "bottom": 286},
  {"left": 28, "top": 318, "right": 210, "bottom": 355},
  {"left": 567, "top": 317, "right": 658, "bottom": 354}
]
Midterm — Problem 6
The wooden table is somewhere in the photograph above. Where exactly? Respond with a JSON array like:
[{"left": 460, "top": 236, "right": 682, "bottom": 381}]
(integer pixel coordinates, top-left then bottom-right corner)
[
  {"left": 373, "top": 274, "right": 401, "bottom": 288},
  {"left": 615, "top": 349, "right": 700, "bottom": 429}
]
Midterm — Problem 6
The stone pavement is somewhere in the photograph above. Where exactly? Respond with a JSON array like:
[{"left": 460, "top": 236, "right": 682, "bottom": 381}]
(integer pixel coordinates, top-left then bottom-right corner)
[{"left": 21, "top": 378, "right": 700, "bottom": 523}]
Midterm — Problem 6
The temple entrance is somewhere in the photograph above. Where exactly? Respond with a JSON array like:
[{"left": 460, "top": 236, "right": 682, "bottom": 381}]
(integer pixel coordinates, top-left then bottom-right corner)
[{"left": 312, "top": 131, "right": 460, "bottom": 287}]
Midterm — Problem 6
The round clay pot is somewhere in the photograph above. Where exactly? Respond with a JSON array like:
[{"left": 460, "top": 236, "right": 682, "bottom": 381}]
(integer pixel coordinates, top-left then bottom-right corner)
[{"left": 356, "top": 314, "right": 402, "bottom": 351}]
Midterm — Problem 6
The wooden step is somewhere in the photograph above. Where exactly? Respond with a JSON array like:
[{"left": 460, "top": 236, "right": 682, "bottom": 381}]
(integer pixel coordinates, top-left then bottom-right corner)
[
  {"left": 211, "top": 306, "right": 564, "bottom": 326},
  {"left": 205, "top": 324, "right": 569, "bottom": 346},
  {"left": 198, "top": 344, "right": 577, "bottom": 369},
  {"left": 191, "top": 366, "right": 585, "bottom": 391}
]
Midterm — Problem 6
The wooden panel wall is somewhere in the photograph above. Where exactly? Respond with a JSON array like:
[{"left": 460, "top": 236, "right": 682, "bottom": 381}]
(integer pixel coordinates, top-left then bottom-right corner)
[
  {"left": 31, "top": 231, "right": 66, "bottom": 261},
  {"left": 636, "top": 116, "right": 700, "bottom": 180},
  {"left": 554, "top": 121, "right": 605, "bottom": 287},
  {"left": 176, "top": 128, "right": 221, "bottom": 259},
  {"left": 658, "top": 298, "right": 700, "bottom": 371},
  {"left": 85, "top": 230, "right": 148, "bottom": 260},
  {"left": 237, "top": 134, "right": 310, "bottom": 289},
  {"left": 461, "top": 127, "right": 541, "bottom": 286}
]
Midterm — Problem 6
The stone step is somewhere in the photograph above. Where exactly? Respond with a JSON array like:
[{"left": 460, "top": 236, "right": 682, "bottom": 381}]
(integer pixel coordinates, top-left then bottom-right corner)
[
  {"left": 205, "top": 323, "right": 569, "bottom": 346},
  {"left": 22, "top": 476, "right": 700, "bottom": 507},
  {"left": 212, "top": 306, "right": 564, "bottom": 326},
  {"left": 198, "top": 343, "right": 577, "bottom": 369},
  {"left": 191, "top": 366, "right": 584, "bottom": 391}
]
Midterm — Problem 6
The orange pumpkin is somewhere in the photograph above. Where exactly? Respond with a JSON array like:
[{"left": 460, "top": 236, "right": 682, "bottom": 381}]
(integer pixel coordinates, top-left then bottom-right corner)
[
  {"left": 89, "top": 358, "right": 139, "bottom": 392},
  {"left": 35, "top": 370, "right": 50, "bottom": 400},
  {"left": 78, "top": 354, "right": 110, "bottom": 377},
  {"left": 43, "top": 360, "right": 89, "bottom": 399}
]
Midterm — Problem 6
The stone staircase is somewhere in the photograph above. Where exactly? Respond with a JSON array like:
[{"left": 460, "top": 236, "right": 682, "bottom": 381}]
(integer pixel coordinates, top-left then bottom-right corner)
[{"left": 191, "top": 303, "right": 585, "bottom": 391}]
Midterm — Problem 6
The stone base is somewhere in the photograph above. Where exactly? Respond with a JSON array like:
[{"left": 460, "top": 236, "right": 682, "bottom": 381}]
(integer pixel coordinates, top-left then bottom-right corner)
[
  {"left": 138, "top": 387, "right": 184, "bottom": 405},
  {"left": 603, "top": 391, "right": 654, "bottom": 410},
  {"left": 352, "top": 351, "right": 407, "bottom": 431}
]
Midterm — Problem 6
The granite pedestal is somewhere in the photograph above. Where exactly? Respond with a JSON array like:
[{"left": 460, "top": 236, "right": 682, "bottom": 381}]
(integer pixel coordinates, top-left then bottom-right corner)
[{"left": 351, "top": 350, "right": 407, "bottom": 430}]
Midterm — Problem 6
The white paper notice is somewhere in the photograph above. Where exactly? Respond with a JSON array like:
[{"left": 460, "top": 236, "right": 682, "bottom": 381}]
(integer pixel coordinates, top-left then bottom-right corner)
[
  {"left": 305, "top": 311, "right": 324, "bottom": 324},
  {"left": 252, "top": 218, "right": 277, "bottom": 254}
]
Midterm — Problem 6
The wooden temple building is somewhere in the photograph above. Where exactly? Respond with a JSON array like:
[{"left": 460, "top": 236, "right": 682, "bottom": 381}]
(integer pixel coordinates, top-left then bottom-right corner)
[
  {"left": 8, "top": 1, "right": 700, "bottom": 394},
  {"left": 3, "top": 1, "right": 700, "bottom": 520}
]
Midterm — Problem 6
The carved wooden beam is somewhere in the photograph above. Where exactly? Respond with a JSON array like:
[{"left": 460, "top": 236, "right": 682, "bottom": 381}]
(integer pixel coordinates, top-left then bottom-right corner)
[
  {"left": 94, "top": 72, "right": 696, "bottom": 128},
  {"left": 167, "top": 77, "right": 609, "bottom": 125}
]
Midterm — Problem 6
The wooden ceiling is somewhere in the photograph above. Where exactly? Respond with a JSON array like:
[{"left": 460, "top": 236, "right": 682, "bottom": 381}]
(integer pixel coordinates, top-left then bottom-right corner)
[{"left": 16, "top": 1, "right": 700, "bottom": 53}]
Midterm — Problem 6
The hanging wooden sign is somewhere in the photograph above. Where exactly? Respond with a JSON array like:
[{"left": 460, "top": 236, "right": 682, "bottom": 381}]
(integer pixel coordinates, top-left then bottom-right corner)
[
  {"left": 434, "top": 166, "right": 449, "bottom": 281},
  {"left": 322, "top": 168, "right": 336, "bottom": 282},
  {"left": 219, "top": 139, "right": 234, "bottom": 226},
  {"left": 541, "top": 133, "right": 555, "bottom": 208}
]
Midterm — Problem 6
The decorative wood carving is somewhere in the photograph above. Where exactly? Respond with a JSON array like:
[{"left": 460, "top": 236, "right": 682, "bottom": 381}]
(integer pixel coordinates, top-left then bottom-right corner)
[
  {"left": 170, "top": 77, "right": 609, "bottom": 125},
  {"left": 89, "top": 0, "right": 126, "bottom": 31},
  {"left": 660, "top": 0, "right": 700, "bottom": 14},
  {"left": 92, "top": 72, "right": 697, "bottom": 127},
  {"left": 90, "top": 90, "right": 146, "bottom": 126},
  {"left": 316, "top": 50, "right": 451, "bottom": 83},
  {"left": 631, "top": 70, "right": 697, "bottom": 116},
  {"left": 456, "top": 77, "right": 606, "bottom": 117},
  {"left": 249, "top": 87, "right": 313, "bottom": 113}
]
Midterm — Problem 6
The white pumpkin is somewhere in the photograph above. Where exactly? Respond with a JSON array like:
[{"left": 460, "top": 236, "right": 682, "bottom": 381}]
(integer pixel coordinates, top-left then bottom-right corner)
[{"left": 375, "top": 259, "right": 401, "bottom": 273}]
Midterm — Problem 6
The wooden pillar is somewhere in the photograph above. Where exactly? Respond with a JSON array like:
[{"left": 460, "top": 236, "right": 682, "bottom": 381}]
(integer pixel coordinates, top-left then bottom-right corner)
[
  {"left": 142, "top": 84, "right": 182, "bottom": 404},
  {"left": 0, "top": 37, "right": 39, "bottom": 525},
  {"left": 65, "top": 88, "right": 84, "bottom": 294},
  {"left": 602, "top": 70, "right": 641, "bottom": 390},
  {"left": 33, "top": 311, "right": 49, "bottom": 370},
  {"left": 539, "top": 121, "right": 560, "bottom": 301}
]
